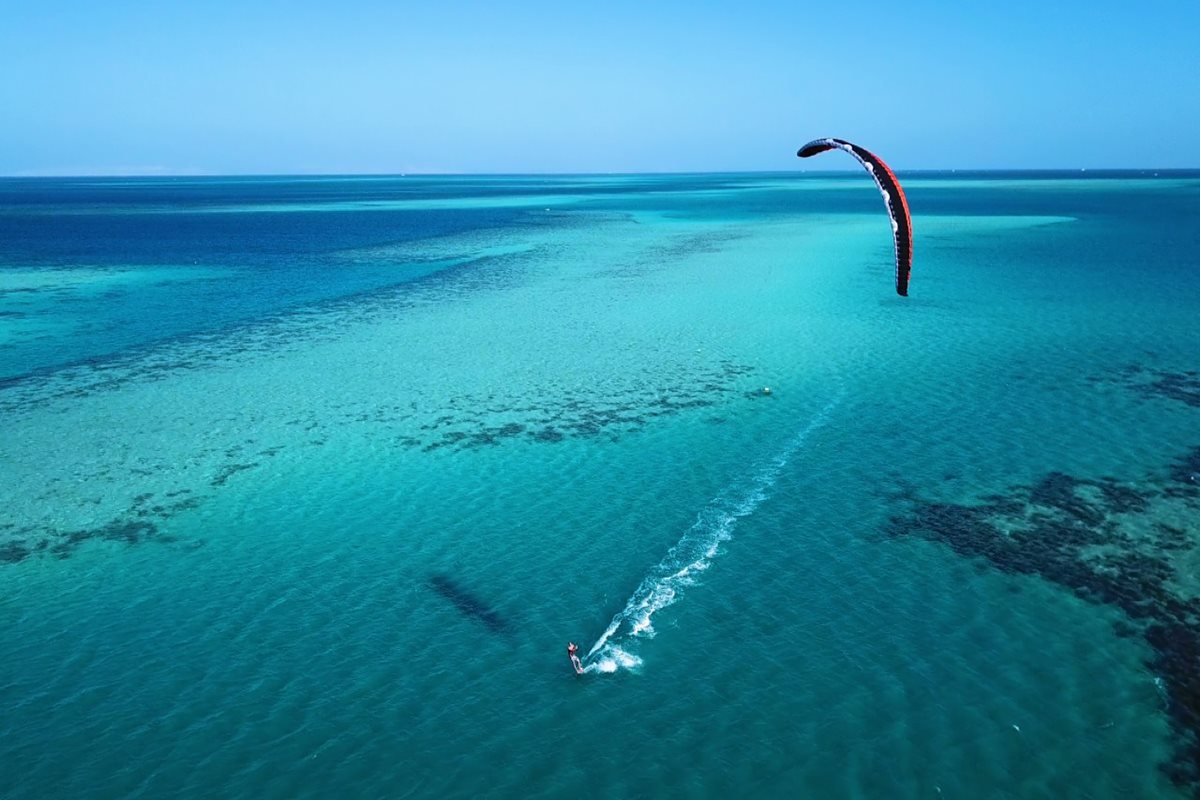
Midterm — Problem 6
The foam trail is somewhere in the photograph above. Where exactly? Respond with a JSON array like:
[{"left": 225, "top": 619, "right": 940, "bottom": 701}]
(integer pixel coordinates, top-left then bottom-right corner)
[{"left": 586, "top": 392, "right": 843, "bottom": 672}]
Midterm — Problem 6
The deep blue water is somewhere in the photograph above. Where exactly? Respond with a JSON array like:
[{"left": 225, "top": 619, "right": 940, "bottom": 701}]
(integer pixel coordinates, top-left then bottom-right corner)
[{"left": 2, "top": 172, "right": 1199, "bottom": 798}]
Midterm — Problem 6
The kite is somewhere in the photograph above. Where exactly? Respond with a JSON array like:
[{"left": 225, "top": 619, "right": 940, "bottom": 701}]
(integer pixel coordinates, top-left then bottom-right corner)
[{"left": 797, "top": 138, "right": 912, "bottom": 296}]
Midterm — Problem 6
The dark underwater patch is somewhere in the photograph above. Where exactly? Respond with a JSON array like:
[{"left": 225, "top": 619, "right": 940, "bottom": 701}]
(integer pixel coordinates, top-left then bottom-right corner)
[
  {"left": 45, "top": 518, "right": 160, "bottom": 559},
  {"left": 0, "top": 245, "right": 541, "bottom": 415},
  {"left": 210, "top": 462, "right": 259, "bottom": 487},
  {"left": 0, "top": 540, "right": 31, "bottom": 563},
  {"left": 598, "top": 229, "right": 748, "bottom": 281},
  {"left": 1094, "top": 364, "right": 1200, "bottom": 409},
  {"left": 407, "top": 358, "right": 755, "bottom": 454},
  {"left": 888, "top": 445, "right": 1200, "bottom": 794},
  {"left": 2, "top": 351, "right": 760, "bottom": 567},
  {"left": 428, "top": 574, "right": 508, "bottom": 633},
  {"left": 1, "top": 487, "right": 210, "bottom": 564}
]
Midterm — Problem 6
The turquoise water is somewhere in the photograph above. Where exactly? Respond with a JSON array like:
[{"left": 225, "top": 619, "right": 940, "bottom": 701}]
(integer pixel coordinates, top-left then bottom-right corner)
[{"left": 2, "top": 172, "right": 1199, "bottom": 798}]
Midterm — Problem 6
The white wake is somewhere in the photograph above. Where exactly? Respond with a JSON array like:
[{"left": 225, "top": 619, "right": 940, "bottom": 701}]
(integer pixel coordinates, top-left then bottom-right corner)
[{"left": 584, "top": 392, "right": 843, "bottom": 673}]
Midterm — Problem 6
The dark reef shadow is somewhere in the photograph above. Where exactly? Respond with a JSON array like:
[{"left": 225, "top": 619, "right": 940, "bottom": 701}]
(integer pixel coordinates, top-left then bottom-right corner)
[{"left": 888, "top": 444, "right": 1200, "bottom": 795}]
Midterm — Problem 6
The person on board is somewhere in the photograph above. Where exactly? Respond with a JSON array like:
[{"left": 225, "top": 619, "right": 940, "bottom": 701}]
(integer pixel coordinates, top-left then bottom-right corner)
[{"left": 567, "top": 642, "right": 584, "bottom": 674}]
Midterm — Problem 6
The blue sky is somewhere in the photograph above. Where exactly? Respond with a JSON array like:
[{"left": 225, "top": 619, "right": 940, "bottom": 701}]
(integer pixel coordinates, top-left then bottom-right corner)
[{"left": 2, "top": 0, "right": 1197, "bottom": 174}]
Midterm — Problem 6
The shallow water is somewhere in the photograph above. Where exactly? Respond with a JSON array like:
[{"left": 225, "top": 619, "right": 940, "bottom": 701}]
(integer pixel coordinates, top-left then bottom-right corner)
[{"left": 2, "top": 171, "right": 1199, "bottom": 798}]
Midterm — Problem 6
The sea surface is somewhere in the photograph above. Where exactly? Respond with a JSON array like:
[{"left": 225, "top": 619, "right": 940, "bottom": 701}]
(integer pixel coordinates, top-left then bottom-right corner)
[{"left": 2, "top": 171, "right": 1199, "bottom": 799}]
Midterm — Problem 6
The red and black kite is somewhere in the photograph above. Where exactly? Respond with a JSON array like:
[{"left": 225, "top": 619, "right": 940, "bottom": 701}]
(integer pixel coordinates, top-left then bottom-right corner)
[{"left": 797, "top": 138, "right": 913, "bottom": 296}]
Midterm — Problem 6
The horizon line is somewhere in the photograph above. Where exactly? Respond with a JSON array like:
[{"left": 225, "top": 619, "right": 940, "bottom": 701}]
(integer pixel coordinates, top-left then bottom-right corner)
[{"left": 4, "top": 167, "right": 1199, "bottom": 179}]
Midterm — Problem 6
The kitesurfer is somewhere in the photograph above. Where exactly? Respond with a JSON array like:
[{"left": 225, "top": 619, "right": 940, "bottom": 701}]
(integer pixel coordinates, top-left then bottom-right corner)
[{"left": 567, "top": 642, "right": 584, "bottom": 674}]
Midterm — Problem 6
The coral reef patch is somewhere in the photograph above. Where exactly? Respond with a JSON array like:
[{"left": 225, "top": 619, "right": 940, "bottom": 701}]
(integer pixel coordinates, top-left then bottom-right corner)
[{"left": 889, "top": 446, "right": 1200, "bottom": 793}]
